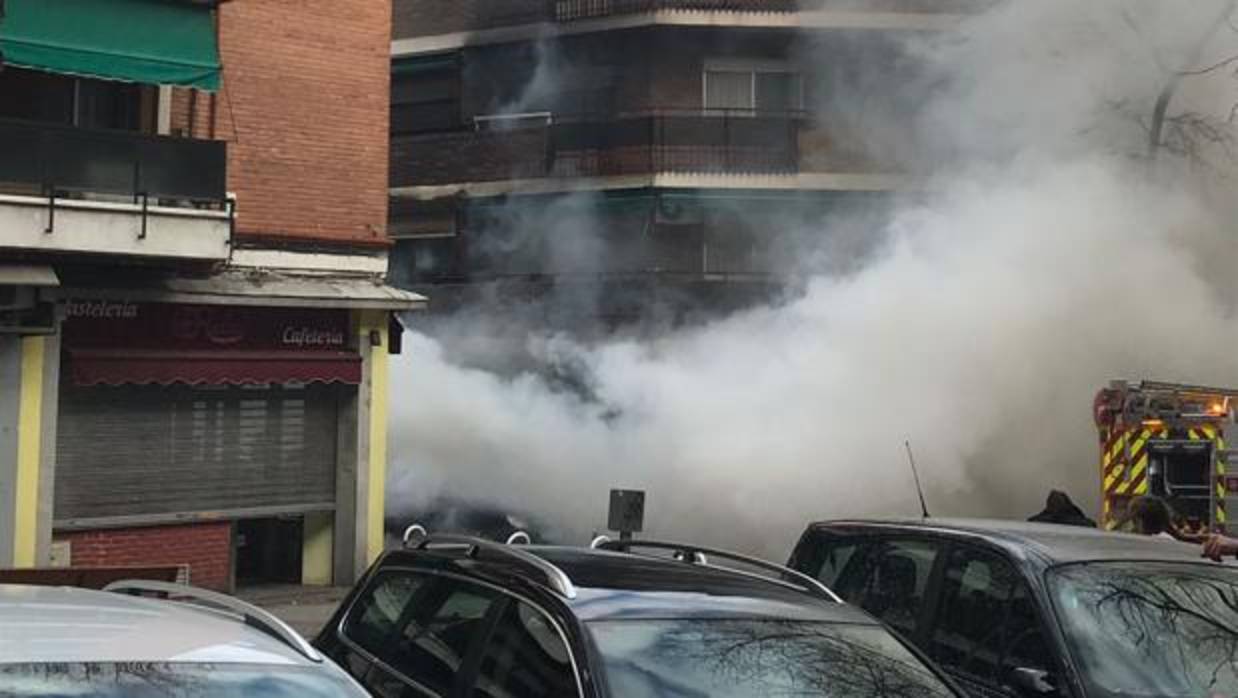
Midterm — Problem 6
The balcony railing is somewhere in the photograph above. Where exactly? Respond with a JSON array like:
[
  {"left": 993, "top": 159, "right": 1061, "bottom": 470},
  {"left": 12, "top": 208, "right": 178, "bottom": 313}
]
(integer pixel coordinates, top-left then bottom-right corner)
[
  {"left": 391, "top": 110, "right": 802, "bottom": 187},
  {"left": 472, "top": 0, "right": 984, "bottom": 28},
  {"left": 552, "top": 0, "right": 798, "bottom": 21},
  {"left": 0, "top": 118, "right": 228, "bottom": 208}
]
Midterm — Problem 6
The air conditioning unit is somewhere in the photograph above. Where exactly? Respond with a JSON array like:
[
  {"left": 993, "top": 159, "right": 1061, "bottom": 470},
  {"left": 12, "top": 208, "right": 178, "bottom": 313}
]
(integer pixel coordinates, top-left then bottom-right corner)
[{"left": 0, "top": 285, "right": 36, "bottom": 312}]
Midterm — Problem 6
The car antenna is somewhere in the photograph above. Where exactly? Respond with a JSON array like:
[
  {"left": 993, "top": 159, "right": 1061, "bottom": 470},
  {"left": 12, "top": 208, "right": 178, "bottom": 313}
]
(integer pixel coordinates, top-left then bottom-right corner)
[{"left": 905, "top": 440, "right": 931, "bottom": 519}]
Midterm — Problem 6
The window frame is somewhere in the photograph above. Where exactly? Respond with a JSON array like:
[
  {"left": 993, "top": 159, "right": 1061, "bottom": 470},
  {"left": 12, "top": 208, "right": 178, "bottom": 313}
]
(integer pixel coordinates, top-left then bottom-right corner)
[
  {"left": 334, "top": 567, "right": 585, "bottom": 698},
  {"left": 701, "top": 58, "right": 804, "bottom": 115}
]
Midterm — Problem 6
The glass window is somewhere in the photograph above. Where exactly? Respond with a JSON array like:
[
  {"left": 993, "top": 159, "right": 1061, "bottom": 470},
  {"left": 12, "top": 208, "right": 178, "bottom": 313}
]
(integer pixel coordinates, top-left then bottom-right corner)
[
  {"left": 928, "top": 547, "right": 1051, "bottom": 690},
  {"left": 386, "top": 579, "right": 501, "bottom": 696},
  {"left": 0, "top": 663, "right": 370, "bottom": 698},
  {"left": 847, "top": 539, "right": 940, "bottom": 638},
  {"left": 1049, "top": 561, "right": 1238, "bottom": 697},
  {"left": 704, "top": 71, "right": 752, "bottom": 111},
  {"left": 755, "top": 72, "right": 800, "bottom": 112},
  {"left": 588, "top": 619, "right": 956, "bottom": 698},
  {"left": 343, "top": 572, "right": 429, "bottom": 656},
  {"left": 471, "top": 601, "right": 577, "bottom": 698},
  {"left": 704, "top": 69, "right": 801, "bottom": 114},
  {"left": 814, "top": 540, "right": 863, "bottom": 589}
]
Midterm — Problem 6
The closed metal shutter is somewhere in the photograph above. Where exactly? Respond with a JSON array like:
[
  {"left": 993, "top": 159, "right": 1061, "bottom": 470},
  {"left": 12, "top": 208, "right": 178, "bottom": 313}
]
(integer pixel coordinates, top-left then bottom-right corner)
[{"left": 55, "top": 384, "right": 341, "bottom": 525}]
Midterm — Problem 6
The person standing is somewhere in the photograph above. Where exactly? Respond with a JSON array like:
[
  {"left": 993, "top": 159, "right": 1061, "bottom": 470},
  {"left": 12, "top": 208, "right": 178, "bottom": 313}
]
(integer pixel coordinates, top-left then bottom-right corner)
[{"left": 1028, "top": 490, "right": 1097, "bottom": 527}]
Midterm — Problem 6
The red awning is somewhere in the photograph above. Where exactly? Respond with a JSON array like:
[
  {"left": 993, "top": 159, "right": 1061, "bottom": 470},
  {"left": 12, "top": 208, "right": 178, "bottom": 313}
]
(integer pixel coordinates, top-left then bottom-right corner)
[{"left": 69, "top": 349, "right": 362, "bottom": 387}]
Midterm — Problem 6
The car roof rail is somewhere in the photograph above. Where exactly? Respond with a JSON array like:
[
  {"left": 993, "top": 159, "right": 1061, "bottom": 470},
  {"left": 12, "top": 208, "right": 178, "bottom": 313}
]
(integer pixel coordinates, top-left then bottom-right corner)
[
  {"left": 104, "top": 579, "right": 322, "bottom": 663},
  {"left": 402, "top": 525, "right": 577, "bottom": 600},
  {"left": 597, "top": 539, "right": 841, "bottom": 603}
]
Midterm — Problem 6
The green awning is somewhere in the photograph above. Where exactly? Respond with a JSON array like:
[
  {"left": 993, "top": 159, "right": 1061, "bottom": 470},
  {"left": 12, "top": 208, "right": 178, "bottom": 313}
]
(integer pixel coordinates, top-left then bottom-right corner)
[{"left": 0, "top": 0, "right": 222, "bottom": 91}]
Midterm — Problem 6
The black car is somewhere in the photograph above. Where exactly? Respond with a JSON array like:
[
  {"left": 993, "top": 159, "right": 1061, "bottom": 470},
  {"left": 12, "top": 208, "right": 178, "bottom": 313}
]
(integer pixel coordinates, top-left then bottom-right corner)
[
  {"left": 315, "top": 532, "right": 964, "bottom": 698},
  {"left": 787, "top": 518, "right": 1238, "bottom": 698}
]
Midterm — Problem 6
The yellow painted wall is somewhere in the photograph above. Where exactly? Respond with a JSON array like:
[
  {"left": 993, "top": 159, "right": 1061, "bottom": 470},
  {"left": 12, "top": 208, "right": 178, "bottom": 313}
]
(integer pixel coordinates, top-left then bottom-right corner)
[
  {"left": 363, "top": 311, "right": 389, "bottom": 564},
  {"left": 13, "top": 336, "right": 44, "bottom": 567},
  {"left": 302, "top": 511, "right": 334, "bottom": 585}
]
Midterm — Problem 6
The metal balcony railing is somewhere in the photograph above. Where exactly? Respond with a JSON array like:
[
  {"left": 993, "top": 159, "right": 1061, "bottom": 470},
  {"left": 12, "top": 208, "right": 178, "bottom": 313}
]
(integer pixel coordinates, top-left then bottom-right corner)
[
  {"left": 466, "top": 0, "right": 989, "bottom": 30},
  {"left": 552, "top": 0, "right": 799, "bottom": 21},
  {"left": 391, "top": 110, "right": 802, "bottom": 187},
  {"left": 0, "top": 118, "right": 229, "bottom": 235},
  {"left": 0, "top": 118, "right": 227, "bottom": 204}
]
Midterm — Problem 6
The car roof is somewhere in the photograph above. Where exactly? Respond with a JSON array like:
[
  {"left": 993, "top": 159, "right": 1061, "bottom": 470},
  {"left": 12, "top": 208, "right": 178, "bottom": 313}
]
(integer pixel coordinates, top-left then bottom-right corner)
[
  {"left": 380, "top": 545, "right": 874, "bottom": 624},
  {"left": 0, "top": 584, "right": 315, "bottom": 665},
  {"left": 809, "top": 517, "right": 1222, "bottom": 567}
]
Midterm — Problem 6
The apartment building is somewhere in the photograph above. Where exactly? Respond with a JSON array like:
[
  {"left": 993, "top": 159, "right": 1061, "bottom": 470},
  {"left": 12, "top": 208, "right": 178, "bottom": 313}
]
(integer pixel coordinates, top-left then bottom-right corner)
[
  {"left": 0, "top": 0, "right": 420, "bottom": 589},
  {"left": 388, "top": 0, "right": 983, "bottom": 327}
]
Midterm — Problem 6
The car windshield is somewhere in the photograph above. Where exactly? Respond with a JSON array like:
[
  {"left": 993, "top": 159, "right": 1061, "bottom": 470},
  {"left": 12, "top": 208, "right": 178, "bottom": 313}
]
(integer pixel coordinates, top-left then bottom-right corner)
[
  {"left": 1048, "top": 562, "right": 1238, "bottom": 698},
  {"left": 587, "top": 618, "right": 956, "bottom": 698},
  {"left": 0, "top": 662, "right": 369, "bottom": 698}
]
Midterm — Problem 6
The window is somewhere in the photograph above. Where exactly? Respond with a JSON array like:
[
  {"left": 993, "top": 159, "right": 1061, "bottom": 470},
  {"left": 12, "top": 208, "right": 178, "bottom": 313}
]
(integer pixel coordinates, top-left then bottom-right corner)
[
  {"left": 928, "top": 547, "right": 1052, "bottom": 692},
  {"left": 471, "top": 601, "right": 578, "bottom": 698},
  {"left": 0, "top": 66, "right": 149, "bottom": 130},
  {"left": 844, "top": 539, "right": 940, "bottom": 639},
  {"left": 342, "top": 574, "right": 502, "bottom": 698},
  {"left": 703, "top": 63, "right": 802, "bottom": 114},
  {"left": 812, "top": 540, "right": 863, "bottom": 589},
  {"left": 387, "top": 579, "right": 501, "bottom": 696},
  {"left": 391, "top": 57, "right": 461, "bottom": 135},
  {"left": 343, "top": 573, "right": 429, "bottom": 658}
]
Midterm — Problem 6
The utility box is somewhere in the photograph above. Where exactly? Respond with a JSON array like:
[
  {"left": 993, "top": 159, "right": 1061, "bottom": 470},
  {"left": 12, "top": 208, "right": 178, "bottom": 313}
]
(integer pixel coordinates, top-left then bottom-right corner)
[{"left": 608, "top": 489, "right": 645, "bottom": 535}]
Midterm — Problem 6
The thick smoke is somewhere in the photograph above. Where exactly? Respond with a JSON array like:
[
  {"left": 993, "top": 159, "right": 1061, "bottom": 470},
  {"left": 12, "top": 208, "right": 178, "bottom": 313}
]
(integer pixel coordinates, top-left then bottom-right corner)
[{"left": 388, "top": 0, "right": 1238, "bottom": 555}]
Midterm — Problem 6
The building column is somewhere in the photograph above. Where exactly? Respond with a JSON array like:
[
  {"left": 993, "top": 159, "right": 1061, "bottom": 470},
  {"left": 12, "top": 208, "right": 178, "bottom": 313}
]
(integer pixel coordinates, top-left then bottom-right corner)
[
  {"left": 0, "top": 333, "right": 58, "bottom": 568},
  {"left": 334, "top": 309, "right": 390, "bottom": 584},
  {"left": 302, "top": 511, "right": 334, "bottom": 586}
]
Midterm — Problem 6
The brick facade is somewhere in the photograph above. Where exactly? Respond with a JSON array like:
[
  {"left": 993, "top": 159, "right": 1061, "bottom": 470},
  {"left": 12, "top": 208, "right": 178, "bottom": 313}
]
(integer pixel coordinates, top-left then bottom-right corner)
[
  {"left": 172, "top": 1, "right": 391, "bottom": 247},
  {"left": 56, "top": 522, "right": 233, "bottom": 592}
]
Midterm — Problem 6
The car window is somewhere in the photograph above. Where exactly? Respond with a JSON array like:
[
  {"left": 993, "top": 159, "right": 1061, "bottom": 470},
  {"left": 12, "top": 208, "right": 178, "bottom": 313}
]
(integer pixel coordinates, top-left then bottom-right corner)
[
  {"left": 814, "top": 539, "right": 864, "bottom": 589},
  {"left": 470, "top": 600, "right": 578, "bottom": 698},
  {"left": 588, "top": 618, "right": 958, "bottom": 698},
  {"left": 385, "top": 578, "right": 501, "bottom": 697},
  {"left": 846, "top": 539, "right": 940, "bottom": 639},
  {"left": 344, "top": 572, "right": 429, "bottom": 657},
  {"left": 0, "top": 663, "right": 371, "bottom": 698},
  {"left": 928, "top": 546, "right": 1052, "bottom": 693}
]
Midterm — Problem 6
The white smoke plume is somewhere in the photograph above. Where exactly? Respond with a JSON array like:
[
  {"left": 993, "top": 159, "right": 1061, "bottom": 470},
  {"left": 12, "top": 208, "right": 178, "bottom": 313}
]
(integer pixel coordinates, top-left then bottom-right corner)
[{"left": 388, "top": 0, "right": 1238, "bottom": 556}]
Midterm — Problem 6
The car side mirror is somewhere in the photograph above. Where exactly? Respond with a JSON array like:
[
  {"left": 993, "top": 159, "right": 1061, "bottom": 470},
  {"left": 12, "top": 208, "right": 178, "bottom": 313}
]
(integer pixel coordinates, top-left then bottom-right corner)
[{"left": 1008, "top": 667, "right": 1058, "bottom": 696}]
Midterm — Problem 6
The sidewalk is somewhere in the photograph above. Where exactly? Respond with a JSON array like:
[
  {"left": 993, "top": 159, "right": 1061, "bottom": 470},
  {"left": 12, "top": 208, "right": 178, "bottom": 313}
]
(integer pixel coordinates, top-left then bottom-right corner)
[{"left": 237, "top": 584, "right": 351, "bottom": 638}]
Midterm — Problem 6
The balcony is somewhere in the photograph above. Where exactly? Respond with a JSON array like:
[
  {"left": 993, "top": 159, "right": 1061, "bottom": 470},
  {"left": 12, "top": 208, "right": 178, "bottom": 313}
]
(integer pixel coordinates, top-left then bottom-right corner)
[
  {"left": 391, "top": 111, "right": 803, "bottom": 188},
  {"left": 0, "top": 118, "right": 231, "bottom": 262},
  {"left": 473, "top": 0, "right": 984, "bottom": 28}
]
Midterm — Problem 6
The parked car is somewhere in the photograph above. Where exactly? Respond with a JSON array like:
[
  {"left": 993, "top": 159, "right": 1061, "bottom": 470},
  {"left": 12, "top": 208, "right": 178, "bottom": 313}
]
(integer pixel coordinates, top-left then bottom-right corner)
[
  {"left": 384, "top": 497, "right": 556, "bottom": 545},
  {"left": 0, "top": 580, "right": 369, "bottom": 697},
  {"left": 315, "top": 531, "right": 966, "bottom": 697},
  {"left": 787, "top": 518, "right": 1238, "bottom": 698}
]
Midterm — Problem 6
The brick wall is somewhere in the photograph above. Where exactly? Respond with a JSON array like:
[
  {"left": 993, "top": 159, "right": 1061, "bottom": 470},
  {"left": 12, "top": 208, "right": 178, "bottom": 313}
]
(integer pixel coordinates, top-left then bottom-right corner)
[
  {"left": 56, "top": 522, "right": 232, "bottom": 592},
  {"left": 172, "top": 1, "right": 391, "bottom": 247}
]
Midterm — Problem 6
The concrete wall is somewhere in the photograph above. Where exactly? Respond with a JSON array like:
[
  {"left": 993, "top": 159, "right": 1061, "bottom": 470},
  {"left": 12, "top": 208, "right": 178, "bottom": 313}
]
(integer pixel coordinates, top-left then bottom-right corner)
[{"left": 334, "top": 309, "right": 391, "bottom": 584}]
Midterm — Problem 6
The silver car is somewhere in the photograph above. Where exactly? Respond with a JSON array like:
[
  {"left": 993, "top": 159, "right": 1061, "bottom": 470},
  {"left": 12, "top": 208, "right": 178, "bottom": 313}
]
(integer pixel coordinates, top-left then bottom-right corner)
[{"left": 0, "top": 580, "right": 369, "bottom": 698}]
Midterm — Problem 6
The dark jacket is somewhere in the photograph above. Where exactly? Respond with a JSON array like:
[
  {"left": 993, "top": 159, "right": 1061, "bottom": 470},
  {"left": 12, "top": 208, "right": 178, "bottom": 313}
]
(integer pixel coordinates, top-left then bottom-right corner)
[{"left": 1028, "top": 490, "right": 1097, "bottom": 528}]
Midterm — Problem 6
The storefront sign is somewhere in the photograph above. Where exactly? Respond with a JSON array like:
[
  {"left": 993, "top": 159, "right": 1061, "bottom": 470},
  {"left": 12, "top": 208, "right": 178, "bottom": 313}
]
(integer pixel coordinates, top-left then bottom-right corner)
[{"left": 64, "top": 302, "right": 352, "bottom": 352}]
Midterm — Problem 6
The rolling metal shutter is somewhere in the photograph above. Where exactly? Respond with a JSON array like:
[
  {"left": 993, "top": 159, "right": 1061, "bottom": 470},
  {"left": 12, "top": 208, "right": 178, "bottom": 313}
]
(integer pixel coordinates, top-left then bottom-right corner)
[{"left": 55, "top": 384, "right": 340, "bottom": 526}]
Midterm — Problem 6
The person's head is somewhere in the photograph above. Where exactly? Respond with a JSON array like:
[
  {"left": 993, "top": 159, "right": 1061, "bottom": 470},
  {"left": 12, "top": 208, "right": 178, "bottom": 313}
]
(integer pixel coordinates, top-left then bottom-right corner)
[
  {"left": 1129, "top": 496, "right": 1172, "bottom": 535},
  {"left": 1046, "top": 489, "right": 1072, "bottom": 512}
]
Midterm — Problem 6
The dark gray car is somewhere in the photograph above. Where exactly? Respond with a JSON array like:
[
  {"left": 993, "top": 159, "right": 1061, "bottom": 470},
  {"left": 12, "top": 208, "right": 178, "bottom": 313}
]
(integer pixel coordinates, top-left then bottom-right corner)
[{"left": 788, "top": 518, "right": 1238, "bottom": 698}]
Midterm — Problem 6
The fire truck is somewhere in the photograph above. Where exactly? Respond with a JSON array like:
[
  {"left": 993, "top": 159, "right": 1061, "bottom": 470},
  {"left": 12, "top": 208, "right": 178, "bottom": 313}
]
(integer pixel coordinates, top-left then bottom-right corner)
[{"left": 1094, "top": 380, "right": 1238, "bottom": 534}]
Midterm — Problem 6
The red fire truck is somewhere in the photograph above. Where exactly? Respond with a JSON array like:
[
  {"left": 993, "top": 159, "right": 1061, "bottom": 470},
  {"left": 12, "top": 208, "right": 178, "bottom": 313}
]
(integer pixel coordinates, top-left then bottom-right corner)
[{"left": 1094, "top": 380, "right": 1238, "bottom": 533}]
